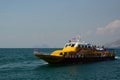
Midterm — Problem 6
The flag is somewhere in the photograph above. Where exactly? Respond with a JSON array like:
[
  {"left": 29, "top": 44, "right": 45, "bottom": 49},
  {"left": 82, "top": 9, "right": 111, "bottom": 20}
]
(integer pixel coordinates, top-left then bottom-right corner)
[{"left": 34, "top": 48, "right": 38, "bottom": 53}]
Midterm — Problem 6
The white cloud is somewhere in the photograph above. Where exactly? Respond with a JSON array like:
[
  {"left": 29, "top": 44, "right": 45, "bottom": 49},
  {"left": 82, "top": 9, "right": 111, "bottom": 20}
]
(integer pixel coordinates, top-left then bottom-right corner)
[{"left": 96, "top": 20, "right": 120, "bottom": 35}]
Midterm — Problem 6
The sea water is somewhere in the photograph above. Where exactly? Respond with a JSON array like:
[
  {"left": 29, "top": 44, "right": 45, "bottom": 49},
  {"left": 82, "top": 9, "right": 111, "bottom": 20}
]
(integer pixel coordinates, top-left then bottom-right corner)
[{"left": 0, "top": 48, "right": 120, "bottom": 80}]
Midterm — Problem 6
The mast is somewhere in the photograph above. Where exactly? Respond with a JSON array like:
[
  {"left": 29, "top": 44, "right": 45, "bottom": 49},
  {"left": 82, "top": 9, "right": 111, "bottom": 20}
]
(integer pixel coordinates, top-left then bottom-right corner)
[{"left": 76, "top": 35, "right": 81, "bottom": 42}]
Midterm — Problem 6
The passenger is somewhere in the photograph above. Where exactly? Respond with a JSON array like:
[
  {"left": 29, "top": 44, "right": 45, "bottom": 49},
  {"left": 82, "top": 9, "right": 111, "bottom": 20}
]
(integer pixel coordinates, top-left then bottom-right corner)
[
  {"left": 88, "top": 45, "right": 91, "bottom": 48},
  {"left": 93, "top": 45, "right": 96, "bottom": 52},
  {"left": 104, "top": 48, "right": 107, "bottom": 51}
]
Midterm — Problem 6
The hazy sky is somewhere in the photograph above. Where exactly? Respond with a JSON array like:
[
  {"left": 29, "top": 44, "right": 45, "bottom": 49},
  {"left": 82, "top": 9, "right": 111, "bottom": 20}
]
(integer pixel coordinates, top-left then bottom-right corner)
[{"left": 0, "top": 0, "right": 120, "bottom": 48}]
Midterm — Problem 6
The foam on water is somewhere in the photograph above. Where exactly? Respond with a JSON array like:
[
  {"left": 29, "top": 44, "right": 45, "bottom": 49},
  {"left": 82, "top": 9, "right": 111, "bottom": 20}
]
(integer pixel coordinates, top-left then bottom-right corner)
[{"left": 115, "top": 56, "right": 120, "bottom": 59}]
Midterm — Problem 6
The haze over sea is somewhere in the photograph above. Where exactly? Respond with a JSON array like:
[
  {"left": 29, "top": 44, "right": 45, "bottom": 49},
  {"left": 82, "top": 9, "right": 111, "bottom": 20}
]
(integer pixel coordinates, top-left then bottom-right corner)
[{"left": 0, "top": 48, "right": 120, "bottom": 80}]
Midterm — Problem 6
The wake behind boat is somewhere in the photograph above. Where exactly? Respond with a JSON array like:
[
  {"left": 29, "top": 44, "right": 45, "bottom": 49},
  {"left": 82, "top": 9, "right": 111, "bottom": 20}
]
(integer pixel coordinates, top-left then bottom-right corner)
[{"left": 34, "top": 36, "right": 115, "bottom": 64}]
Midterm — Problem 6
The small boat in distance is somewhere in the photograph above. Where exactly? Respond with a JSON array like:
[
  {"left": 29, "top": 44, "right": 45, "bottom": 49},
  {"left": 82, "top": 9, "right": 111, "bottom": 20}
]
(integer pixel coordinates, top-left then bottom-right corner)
[{"left": 34, "top": 36, "right": 115, "bottom": 64}]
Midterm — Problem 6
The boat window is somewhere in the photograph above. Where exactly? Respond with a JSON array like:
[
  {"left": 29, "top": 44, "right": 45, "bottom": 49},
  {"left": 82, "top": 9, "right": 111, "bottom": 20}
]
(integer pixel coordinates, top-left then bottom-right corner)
[
  {"left": 65, "top": 44, "right": 68, "bottom": 47},
  {"left": 65, "top": 43, "right": 75, "bottom": 47},
  {"left": 64, "top": 52, "right": 67, "bottom": 55},
  {"left": 88, "top": 46, "right": 91, "bottom": 48},
  {"left": 78, "top": 44, "right": 80, "bottom": 48},
  {"left": 85, "top": 45, "right": 87, "bottom": 48},
  {"left": 60, "top": 53, "right": 63, "bottom": 55},
  {"left": 82, "top": 45, "right": 84, "bottom": 48},
  {"left": 71, "top": 44, "right": 75, "bottom": 47},
  {"left": 64, "top": 52, "right": 67, "bottom": 56},
  {"left": 69, "top": 44, "right": 71, "bottom": 46}
]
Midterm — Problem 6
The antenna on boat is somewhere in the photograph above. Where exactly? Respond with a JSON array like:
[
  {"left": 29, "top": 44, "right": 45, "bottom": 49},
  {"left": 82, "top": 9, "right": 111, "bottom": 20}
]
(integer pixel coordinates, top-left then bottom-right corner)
[{"left": 76, "top": 35, "right": 81, "bottom": 42}]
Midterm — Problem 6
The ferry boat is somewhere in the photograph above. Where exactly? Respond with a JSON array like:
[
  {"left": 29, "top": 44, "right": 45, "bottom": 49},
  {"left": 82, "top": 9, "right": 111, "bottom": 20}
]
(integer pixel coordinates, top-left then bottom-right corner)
[{"left": 34, "top": 36, "right": 115, "bottom": 64}]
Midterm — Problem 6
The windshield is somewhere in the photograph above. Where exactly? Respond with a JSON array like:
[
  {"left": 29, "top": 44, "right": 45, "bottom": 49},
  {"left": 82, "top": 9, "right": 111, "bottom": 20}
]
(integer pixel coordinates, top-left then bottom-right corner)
[{"left": 65, "top": 43, "right": 75, "bottom": 47}]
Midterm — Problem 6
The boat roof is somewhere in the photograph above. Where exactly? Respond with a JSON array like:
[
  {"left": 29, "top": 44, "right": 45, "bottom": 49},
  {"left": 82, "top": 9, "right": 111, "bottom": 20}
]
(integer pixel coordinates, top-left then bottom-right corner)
[
  {"left": 64, "top": 35, "right": 93, "bottom": 47},
  {"left": 64, "top": 38, "right": 92, "bottom": 48},
  {"left": 65, "top": 41, "right": 90, "bottom": 46}
]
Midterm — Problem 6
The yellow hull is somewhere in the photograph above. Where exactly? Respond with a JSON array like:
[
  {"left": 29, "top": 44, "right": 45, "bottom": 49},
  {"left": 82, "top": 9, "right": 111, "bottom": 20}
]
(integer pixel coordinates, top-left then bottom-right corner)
[
  {"left": 34, "top": 53, "right": 64, "bottom": 64},
  {"left": 34, "top": 53, "right": 115, "bottom": 64}
]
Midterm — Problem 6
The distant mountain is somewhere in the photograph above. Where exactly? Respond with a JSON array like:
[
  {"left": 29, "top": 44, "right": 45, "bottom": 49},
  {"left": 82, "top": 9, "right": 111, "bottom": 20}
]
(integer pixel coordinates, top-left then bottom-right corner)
[{"left": 105, "top": 39, "right": 120, "bottom": 48}]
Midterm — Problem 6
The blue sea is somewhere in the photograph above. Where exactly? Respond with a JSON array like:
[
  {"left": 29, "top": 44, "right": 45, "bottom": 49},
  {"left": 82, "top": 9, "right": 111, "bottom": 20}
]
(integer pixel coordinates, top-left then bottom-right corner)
[{"left": 0, "top": 48, "right": 120, "bottom": 80}]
